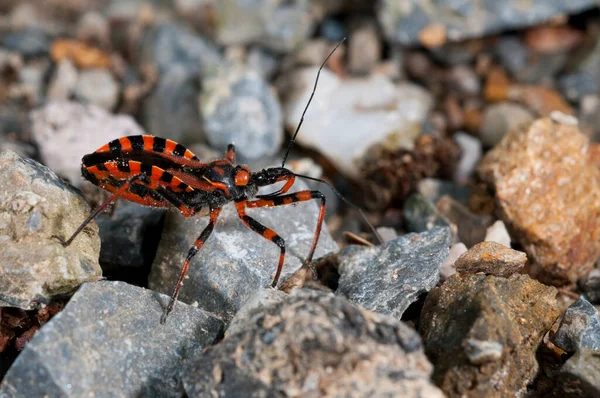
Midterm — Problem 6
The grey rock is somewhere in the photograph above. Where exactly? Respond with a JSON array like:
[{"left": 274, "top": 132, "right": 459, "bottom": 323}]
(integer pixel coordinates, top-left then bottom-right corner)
[
  {"left": 348, "top": 21, "right": 381, "bottom": 75},
  {"left": 579, "top": 268, "right": 600, "bottom": 304},
  {"left": 551, "top": 297, "right": 600, "bottom": 354},
  {"left": 96, "top": 201, "right": 165, "bottom": 277},
  {"left": 246, "top": 47, "right": 280, "bottom": 80},
  {"left": 403, "top": 193, "right": 453, "bottom": 234},
  {"left": 579, "top": 95, "right": 600, "bottom": 142},
  {"left": 480, "top": 102, "right": 534, "bottom": 148},
  {"left": 225, "top": 288, "right": 287, "bottom": 337},
  {"left": 148, "top": 179, "right": 338, "bottom": 323},
  {"left": 139, "top": 23, "right": 221, "bottom": 76},
  {"left": 30, "top": 101, "right": 144, "bottom": 185},
  {"left": 47, "top": 59, "right": 79, "bottom": 101},
  {"left": 20, "top": 59, "right": 50, "bottom": 105},
  {"left": 557, "top": 348, "right": 600, "bottom": 397},
  {"left": 379, "top": 0, "right": 598, "bottom": 45},
  {"left": 495, "top": 36, "right": 529, "bottom": 76},
  {"left": 182, "top": 289, "right": 444, "bottom": 398},
  {"left": 436, "top": 195, "right": 493, "bottom": 248},
  {"left": 74, "top": 68, "right": 119, "bottom": 111},
  {"left": 453, "top": 132, "right": 482, "bottom": 184},
  {"left": 0, "top": 281, "right": 224, "bottom": 398},
  {"left": 454, "top": 241, "right": 526, "bottom": 277},
  {"left": 76, "top": 11, "right": 110, "bottom": 48},
  {"left": 1, "top": 28, "right": 50, "bottom": 57},
  {"left": 559, "top": 72, "right": 599, "bottom": 102},
  {"left": 0, "top": 150, "right": 101, "bottom": 309},
  {"left": 336, "top": 227, "right": 451, "bottom": 320},
  {"left": 417, "top": 178, "right": 470, "bottom": 204},
  {"left": 142, "top": 64, "right": 203, "bottom": 144},
  {"left": 201, "top": 65, "right": 283, "bottom": 160},
  {"left": 215, "top": 0, "right": 315, "bottom": 52}
]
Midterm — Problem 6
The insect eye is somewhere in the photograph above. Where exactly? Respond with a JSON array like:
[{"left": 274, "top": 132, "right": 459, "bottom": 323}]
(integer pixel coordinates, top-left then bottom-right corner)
[{"left": 234, "top": 169, "right": 250, "bottom": 186}]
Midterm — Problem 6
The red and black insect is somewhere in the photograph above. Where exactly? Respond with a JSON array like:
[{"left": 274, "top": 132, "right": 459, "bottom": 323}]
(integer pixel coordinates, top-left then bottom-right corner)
[{"left": 54, "top": 40, "right": 348, "bottom": 324}]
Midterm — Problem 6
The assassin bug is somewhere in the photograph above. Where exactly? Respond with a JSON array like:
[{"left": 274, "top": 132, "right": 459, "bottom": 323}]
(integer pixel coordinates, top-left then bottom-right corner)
[{"left": 54, "top": 39, "right": 351, "bottom": 324}]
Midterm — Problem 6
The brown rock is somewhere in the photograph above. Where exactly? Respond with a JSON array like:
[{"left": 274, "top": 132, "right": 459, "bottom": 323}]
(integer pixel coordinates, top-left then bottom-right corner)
[
  {"left": 524, "top": 25, "right": 583, "bottom": 54},
  {"left": 420, "top": 274, "right": 560, "bottom": 398},
  {"left": 478, "top": 117, "right": 600, "bottom": 285},
  {"left": 484, "top": 67, "right": 510, "bottom": 102},
  {"left": 50, "top": 39, "right": 111, "bottom": 69},
  {"left": 454, "top": 241, "right": 526, "bottom": 277},
  {"left": 436, "top": 195, "right": 493, "bottom": 248},
  {"left": 419, "top": 23, "right": 447, "bottom": 48},
  {"left": 508, "top": 85, "right": 574, "bottom": 116}
]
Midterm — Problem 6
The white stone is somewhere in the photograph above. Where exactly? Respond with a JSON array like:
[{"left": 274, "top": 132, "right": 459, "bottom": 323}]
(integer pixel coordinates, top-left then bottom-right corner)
[
  {"left": 440, "top": 242, "right": 468, "bottom": 280},
  {"left": 284, "top": 68, "right": 433, "bottom": 177},
  {"left": 484, "top": 220, "right": 512, "bottom": 247}
]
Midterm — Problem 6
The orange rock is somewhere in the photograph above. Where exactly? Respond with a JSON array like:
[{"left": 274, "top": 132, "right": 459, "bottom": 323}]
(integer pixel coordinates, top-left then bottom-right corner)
[
  {"left": 51, "top": 39, "right": 111, "bottom": 69},
  {"left": 463, "top": 105, "right": 482, "bottom": 133},
  {"left": 478, "top": 116, "right": 600, "bottom": 285},
  {"left": 484, "top": 67, "right": 509, "bottom": 102},
  {"left": 419, "top": 23, "right": 447, "bottom": 48},
  {"left": 508, "top": 85, "right": 573, "bottom": 116},
  {"left": 524, "top": 25, "right": 584, "bottom": 54}
]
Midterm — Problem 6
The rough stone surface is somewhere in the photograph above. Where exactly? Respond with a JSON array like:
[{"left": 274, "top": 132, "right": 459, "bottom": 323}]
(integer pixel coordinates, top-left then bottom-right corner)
[
  {"left": 556, "top": 348, "right": 600, "bottom": 397},
  {"left": 96, "top": 201, "right": 165, "bottom": 276},
  {"left": 201, "top": 64, "right": 283, "bottom": 160},
  {"left": 0, "top": 281, "right": 224, "bottom": 397},
  {"left": 224, "top": 288, "right": 287, "bottom": 337},
  {"left": 0, "top": 150, "right": 101, "bottom": 310},
  {"left": 579, "top": 268, "right": 600, "bottom": 304},
  {"left": 480, "top": 102, "right": 534, "bottom": 148},
  {"left": 420, "top": 273, "right": 560, "bottom": 398},
  {"left": 478, "top": 116, "right": 600, "bottom": 285},
  {"left": 379, "top": 0, "right": 598, "bottom": 45},
  {"left": 215, "top": 0, "right": 315, "bottom": 52},
  {"left": 403, "top": 193, "right": 453, "bottom": 234},
  {"left": 74, "top": 68, "right": 119, "bottom": 111},
  {"left": 182, "top": 289, "right": 444, "bottom": 398},
  {"left": 551, "top": 297, "right": 600, "bottom": 354},
  {"left": 455, "top": 241, "right": 527, "bottom": 277},
  {"left": 283, "top": 67, "right": 433, "bottom": 177},
  {"left": 148, "top": 180, "right": 338, "bottom": 323},
  {"left": 30, "top": 101, "right": 144, "bottom": 185},
  {"left": 336, "top": 227, "right": 451, "bottom": 320}
]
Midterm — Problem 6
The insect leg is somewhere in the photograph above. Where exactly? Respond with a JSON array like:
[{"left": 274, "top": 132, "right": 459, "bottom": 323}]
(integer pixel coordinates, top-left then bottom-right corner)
[
  {"left": 160, "top": 207, "right": 221, "bottom": 324},
  {"left": 52, "top": 175, "right": 143, "bottom": 247},
  {"left": 155, "top": 188, "right": 197, "bottom": 218},
  {"left": 256, "top": 175, "right": 296, "bottom": 198},
  {"left": 245, "top": 190, "right": 326, "bottom": 280},
  {"left": 226, "top": 144, "right": 236, "bottom": 164},
  {"left": 234, "top": 202, "right": 286, "bottom": 288}
]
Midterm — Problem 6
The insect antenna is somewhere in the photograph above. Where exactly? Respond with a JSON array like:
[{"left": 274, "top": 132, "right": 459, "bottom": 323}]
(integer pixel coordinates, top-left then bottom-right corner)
[
  {"left": 293, "top": 173, "right": 384, "bottom": 244},
  {"left": 280, "top": 37, "right": 346, "bottom": 168}
]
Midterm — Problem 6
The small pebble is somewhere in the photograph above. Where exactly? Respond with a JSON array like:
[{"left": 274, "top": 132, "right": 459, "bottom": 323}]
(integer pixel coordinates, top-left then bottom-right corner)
[
  {"left": 454, "top": 241, "right": 527, "bottom": 277},
  {"left": 484, "top": 220, "right": 511, "bottom": 247}
]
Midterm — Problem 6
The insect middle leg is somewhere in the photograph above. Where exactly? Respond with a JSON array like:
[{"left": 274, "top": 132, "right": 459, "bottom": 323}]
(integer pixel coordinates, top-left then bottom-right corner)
[
  {"left": 160, "top": 207, "right": 222, "bottom": 324},
  {"left": 244, "top": 190, "right": 326, "bottom": 280}
]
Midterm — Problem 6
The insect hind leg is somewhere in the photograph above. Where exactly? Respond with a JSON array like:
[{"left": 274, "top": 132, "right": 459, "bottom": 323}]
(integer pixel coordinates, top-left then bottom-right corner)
[{"left": 52, "top": 175, "right": 143, "bottom": 247}]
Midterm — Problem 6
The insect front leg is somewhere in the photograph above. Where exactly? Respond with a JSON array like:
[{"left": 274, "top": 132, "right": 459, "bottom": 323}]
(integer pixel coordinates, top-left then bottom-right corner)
[
  {"left": 245, "top": 190, "right": 326, "bottom": 280},
  {"left": 234, "top": 202, "right": 286, "bottom": 288},
  {"left": 226, "top": 144, "right": 236, "bottom": 164},
  {"left": 161, "top": 207, "right": 222, "bottom": 324}
]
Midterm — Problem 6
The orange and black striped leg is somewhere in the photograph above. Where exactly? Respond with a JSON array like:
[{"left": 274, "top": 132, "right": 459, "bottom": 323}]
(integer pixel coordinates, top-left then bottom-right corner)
[
  {"left": 226, "top": 144, "right": 236, "bottom": 164},
  {"left": 256, "top": 175, "right": 296, "bottom": 198},
  {"left": 156, "top": 188, "right": 197, "bottom": 218},
  {"left": 234, "top": 202, "right": 286, "bottom": 288},
  {"left": 52, "top": 175, "right": 142, "bottom": 247},
  {"left": 161, "top": 207, "right": 222, "bottom": 324},
  {"left": 246, "top": 190, "right": 326, "bottom": 280}
]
